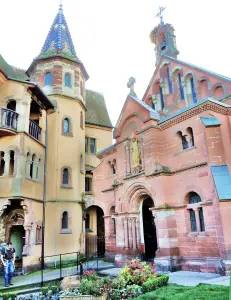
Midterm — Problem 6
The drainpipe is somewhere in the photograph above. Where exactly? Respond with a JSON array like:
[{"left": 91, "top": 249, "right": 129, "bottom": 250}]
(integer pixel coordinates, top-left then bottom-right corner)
[{"left": 41, "top": 111, "right": 48, "bottom": 286}]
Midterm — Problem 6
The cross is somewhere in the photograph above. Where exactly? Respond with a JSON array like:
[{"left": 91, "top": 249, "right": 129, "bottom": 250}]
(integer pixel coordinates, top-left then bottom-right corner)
[{"left": 155, "top": 6, "right": 166, "bottom": 24}]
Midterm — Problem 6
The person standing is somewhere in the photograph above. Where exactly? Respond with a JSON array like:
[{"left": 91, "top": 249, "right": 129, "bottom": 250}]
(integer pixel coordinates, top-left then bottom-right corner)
[{"left": 0, "top": 242, "right": 16, "bottom": 287}]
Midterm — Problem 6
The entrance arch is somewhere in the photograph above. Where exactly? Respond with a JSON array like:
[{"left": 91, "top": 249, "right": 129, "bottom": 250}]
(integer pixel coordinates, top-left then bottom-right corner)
[
  {"left": 85, "top": 206, "right": 105, "bottom": 257},
  {"left": 140, "top": 196, "right": 157, "bottom": 260}
]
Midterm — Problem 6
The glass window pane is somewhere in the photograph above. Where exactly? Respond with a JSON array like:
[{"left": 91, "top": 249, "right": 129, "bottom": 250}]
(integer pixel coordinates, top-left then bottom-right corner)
[
  {"left": 85, "top": 138, "right": 88, "bottom": 153},
  {"left": 65, "top": 74, "right": 71, "bottom": 87},
  {"left": 45, "top": 73, "right": 52, "bottom": 86},
  {"left": 190, "top": 209, "right": 197, "bottom": 232},
  {"left": 63, "top": 168, "right": 69, "bottom": 185},
  {"left": 90, "top": 138, "right": 96, "bottom": 154},
  {"left": 64, "top": 119, "right": 69, "bottom": 133},
  {"left": 199, "top": 208, "right": 205, "bottom": 232},
  {"left": 62, "top": 211, "right": 68, "bottom": 229},
  {"left": 85, "top": 177, "right": 92, "bottom": 192}
]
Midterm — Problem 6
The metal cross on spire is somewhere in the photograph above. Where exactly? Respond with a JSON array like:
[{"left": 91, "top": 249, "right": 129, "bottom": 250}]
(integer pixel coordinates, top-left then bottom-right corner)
[
  {"left": 59, "top": 0, "right": 63, "bottom": 10},
  {"left": 155, "top": 6, "right": 166, "bottom": 24}
]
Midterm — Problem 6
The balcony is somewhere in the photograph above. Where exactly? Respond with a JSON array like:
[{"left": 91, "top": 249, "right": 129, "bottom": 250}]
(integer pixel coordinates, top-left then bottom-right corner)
[
  {"left": 0, "top": 108, "right": 19, "bottom": 136},
  {"left": 29, "top": 119, "right": 42, "bottom": 141}
]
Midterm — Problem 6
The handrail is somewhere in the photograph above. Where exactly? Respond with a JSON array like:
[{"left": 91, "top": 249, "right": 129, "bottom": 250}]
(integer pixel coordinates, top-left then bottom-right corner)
[
  {"left": 29, "top": 119, "right": 42, "bottom": 141},
  {"left": 1, "top": 108, "right": 19, "bottom": 131}
]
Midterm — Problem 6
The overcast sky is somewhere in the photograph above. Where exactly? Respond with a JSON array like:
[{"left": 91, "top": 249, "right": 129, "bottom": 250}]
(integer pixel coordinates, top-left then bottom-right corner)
[{"left": 1, "top": 0, "right": 230, "bottom": 126}]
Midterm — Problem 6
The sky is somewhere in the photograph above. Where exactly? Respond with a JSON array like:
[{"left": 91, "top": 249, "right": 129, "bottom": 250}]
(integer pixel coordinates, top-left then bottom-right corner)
[{"left": 0, "top": 0, "right": 230, "bottom": 126}]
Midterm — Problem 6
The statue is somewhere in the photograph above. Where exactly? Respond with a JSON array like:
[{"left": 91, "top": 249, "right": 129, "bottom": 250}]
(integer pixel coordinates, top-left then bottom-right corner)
[
  {"left": 127, "top": 77, "right": 137, "bottom": 97},
  {"left": 131, "top": 132, "right": 141, "bottom": 168}
]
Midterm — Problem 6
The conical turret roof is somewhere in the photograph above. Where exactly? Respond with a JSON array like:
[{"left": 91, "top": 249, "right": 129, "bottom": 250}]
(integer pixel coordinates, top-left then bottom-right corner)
[{"left": 37, "top": 5, "right": 80, "bottom": 63}]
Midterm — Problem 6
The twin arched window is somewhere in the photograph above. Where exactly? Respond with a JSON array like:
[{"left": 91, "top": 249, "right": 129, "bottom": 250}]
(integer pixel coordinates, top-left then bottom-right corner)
[
  {"left": 188, "top": 192, "right": 205, "bottom": 232},
  {"left": 177, "top": 127, "right": 195, "bottom": 151},
  {"left": 45, "top": 73, "right": 52, "bottom": 86},
  {"left": 65, "top": 73, "right": 72, "bottom": 88}
]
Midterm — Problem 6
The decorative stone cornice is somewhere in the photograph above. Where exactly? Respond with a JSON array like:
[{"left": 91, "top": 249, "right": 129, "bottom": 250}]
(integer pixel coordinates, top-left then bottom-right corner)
[{"left": 159, "top": 102, "right": 231, "bottom": 130}]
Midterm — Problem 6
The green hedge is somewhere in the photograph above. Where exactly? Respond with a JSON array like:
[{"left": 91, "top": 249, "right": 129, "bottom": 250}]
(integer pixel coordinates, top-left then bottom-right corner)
[
  {"left": 0, "top": 292, "right": 17, "bottom": 300},
  {"left": 142, "top": 274, "right": 169, "bottom": 293}
]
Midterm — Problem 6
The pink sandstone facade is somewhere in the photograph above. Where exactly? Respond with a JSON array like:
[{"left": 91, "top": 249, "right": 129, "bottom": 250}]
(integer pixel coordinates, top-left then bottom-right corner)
[{"left": 90, "top": 19, "right": 231, "bottom": 274}]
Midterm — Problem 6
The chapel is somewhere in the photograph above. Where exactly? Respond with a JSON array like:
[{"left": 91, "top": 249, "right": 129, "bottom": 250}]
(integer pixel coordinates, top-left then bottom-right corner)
[{"left": 91, "top": 9, "right": 231, "bottom": 274}]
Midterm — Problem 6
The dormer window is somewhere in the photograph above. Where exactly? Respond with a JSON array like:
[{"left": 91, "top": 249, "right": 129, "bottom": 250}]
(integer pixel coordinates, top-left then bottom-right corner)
[
  {"left": 65, "top": 73, "right": 72, "bottom": 88},
  {"left": 45, "top": 72, "right": 52, "bottom": 86}
]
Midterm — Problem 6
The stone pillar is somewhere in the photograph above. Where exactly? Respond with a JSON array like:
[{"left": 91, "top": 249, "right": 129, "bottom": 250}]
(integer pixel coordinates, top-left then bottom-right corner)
[
  {"left": 25, "top": 157, "right": 32, "bottom": 179},
  {"left": 23, "top": 225, "right": 31, "bottom": 256},
  {"left": 32, "top": 159, "right": 38, "bottom": 181},
  {"left": 124, "top": 142, "right": 131, "bottom": 175},
  {"left": 3, "top": 152, "right": 10, "bottom": 176},
  {"left": 151, "top": 208, "right": 180, "bottom": 272},
  {"left": 123, "top": 218, "right": 129, "bottom": 250},
  {"left": 128, "top": 218, "right": 133, "bottom": 250},
  {"left": 136, "top": 218, "right": 141, "bottom": 251},
  {"left": 195, "top": 208, "right": 201, "bottom": 232},
  {"left": 132, "top": 218, "right": 136, "bottom": 250}
]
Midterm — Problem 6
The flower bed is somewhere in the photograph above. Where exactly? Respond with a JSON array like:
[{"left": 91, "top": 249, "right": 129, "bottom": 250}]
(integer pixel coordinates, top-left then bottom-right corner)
[{"left": 59, "top": 260, "right": 169, "bottom": 300}]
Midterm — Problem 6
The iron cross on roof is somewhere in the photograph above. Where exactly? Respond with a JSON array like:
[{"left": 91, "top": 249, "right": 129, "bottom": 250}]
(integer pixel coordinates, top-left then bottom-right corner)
[{"left": 155, "top": 6, "right": 166, "bottom": 24}]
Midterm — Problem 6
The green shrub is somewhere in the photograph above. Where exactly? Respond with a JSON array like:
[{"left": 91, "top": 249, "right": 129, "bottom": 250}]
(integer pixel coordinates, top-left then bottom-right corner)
[
  {"left": 142, "top": 274, "right": 169, "bottom": 293},
  {"left": 0, "top": 292, "right": 17, "bottom": 300},
  {"left": 50, "top": 285, "right": 58, "bottom": 294},
  {"left": 79, "top": 278, "right": 106, "bottom": 296},
  {"left": 119, "top": 259, "right": 157, "bottom": 285},
  {"left": 41, "top": 286, "right": 49, "bottom": 295},
  {"left": 108, "top": 284, "right": 142, "bottom": 299}
]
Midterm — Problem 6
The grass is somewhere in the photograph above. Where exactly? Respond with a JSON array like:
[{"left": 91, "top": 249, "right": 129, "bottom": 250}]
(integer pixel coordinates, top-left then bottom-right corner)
[{"left": 134, "top": 284, "right": 229, "bottom": 300}]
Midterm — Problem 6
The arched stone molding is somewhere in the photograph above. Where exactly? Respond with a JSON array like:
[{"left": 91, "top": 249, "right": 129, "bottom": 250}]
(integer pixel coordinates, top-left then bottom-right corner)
[
  {"left": 121, "top": 182, "right": 154, "bottom": 212},
  {"left": 159, "top": 60, "right": 170, "bottom": 70},
  {"left": 5, "top": 209, "right": 25, "bottom": 242},
  {"left": 122, "top": 118, "right": 142, "bottom": 140},
  {"left": 171, "top": 66, "right": 183, "bottom": 77},
  {"left": 84, "top": 200, "right": 105, "bottom": 214},
  {"left": 182, "top": 71, "right": 198, "bottom": 106},
  {"left": 197, "top": 76, "right": 212, "bottom": 90},
  {"left": 182, "top": 185, "right": 208, "bottom": 204},
  {"left": 211, "top": 82, "right": 227, "bottom": 98},
  {"left": 2, "top": 96, "right": 21, "bottom": 110}
]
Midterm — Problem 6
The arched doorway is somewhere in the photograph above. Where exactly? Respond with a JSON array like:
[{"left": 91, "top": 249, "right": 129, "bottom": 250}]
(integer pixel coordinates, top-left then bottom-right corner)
[
  {"left": 10, "top": 225, "right": 25, "bottom": 264},
  {"left": 85, "top": 206, "right": 105, "bottom": 257},
  {"left": 141, "top": 197, "right": 157, "bottom": 260}
]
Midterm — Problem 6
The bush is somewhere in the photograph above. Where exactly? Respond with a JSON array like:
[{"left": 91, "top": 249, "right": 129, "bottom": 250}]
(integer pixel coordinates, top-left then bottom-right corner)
[
  {"left": 79, "top": 278, "right": 108, "bottom": 297},
  {"left": 119, "top": 260, "right": 157, "bottom": 286},
  {"left": 142, "top": 274, "right": 169, "bottom": 293},
  {"left": 109, "top": 284, "right": 142, "bottom": 300},
  {"left": 82, "top": 269, "right": 98, "bottom": 281},
  {"left": 0, "top": 292, "right": 17, "bottom": 300},
  {"left": 41, "top": 287, "right": 49, "bottom": 296},
  {"left": 50, "top": 285, "right": 58, "bottom": 294}
]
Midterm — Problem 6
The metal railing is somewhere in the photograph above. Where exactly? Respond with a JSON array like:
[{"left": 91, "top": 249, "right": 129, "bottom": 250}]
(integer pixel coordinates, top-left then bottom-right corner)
[
  {"left": 1, "top": 108, "right": 19, "bottom": 130},
  {"left": 39, "top": 251, "right": 82, "bottom": 286},
  {"left": 29, "top": 119, "right": 42, "bottom": 141}
]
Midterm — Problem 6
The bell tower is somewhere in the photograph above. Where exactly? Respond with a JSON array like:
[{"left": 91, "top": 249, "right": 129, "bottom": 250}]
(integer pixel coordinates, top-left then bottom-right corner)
[{"left": 150, "top": 7, "right": 179, "bottom": 66}]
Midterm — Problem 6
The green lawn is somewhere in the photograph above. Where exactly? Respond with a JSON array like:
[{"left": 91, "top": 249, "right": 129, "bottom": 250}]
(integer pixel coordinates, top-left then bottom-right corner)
[{"left": 134, "top": 284, "right": 229, "bottom": 300}]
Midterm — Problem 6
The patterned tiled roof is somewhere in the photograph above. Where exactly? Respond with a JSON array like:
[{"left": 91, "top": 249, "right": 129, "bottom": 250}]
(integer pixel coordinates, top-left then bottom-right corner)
[
  {"left": 85, "top": 90, "right": 113, "bottom": 128},
  {"left": 36, "top": 5, "right": 80, "bottom": 63},
  {"left": 0, "top": 54, "right": 29, "bottom": 81}
]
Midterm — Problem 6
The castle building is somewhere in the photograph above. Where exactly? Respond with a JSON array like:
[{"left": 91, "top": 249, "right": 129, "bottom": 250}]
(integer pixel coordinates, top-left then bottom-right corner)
[
  {"left": 0, "top": 4, "right": 112, "bottom": 272},
  {"left": 92, "top": 13, "right": 231, "bottom": 274}
]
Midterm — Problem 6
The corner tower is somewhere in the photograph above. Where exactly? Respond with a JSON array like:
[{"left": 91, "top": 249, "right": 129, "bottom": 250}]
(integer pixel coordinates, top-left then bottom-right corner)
[
  {"left": 27, "top": 4, "right": 88, "bottom": 256},
  {"left": 150, "top": 7, "right": 179, "bottom": 66}
]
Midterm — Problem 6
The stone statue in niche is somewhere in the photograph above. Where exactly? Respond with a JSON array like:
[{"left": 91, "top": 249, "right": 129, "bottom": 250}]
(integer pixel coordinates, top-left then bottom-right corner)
[{"left": 131, "top": 131, "right": 141, "bottom": 173}]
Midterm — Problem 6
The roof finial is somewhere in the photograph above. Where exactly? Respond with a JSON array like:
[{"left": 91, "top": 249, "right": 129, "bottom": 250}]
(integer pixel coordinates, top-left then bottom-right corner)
[
  {"left": 59, "top": 0, "right": 63, "bottom": 11},
  {"left": 127, "top": 77, "right": 137, "bottom": 97},
  {"left": 155, "top": 6, "right": 166, "bottom": 24}
]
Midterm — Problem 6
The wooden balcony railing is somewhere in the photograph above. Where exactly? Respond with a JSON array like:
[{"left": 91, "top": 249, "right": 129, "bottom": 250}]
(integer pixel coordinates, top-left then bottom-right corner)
[
  {"left": 1, "top": 108, "right": 19, "bottom": 130},
  {"left": 29, "top": 119, "right": 42, "bottom": 141}
]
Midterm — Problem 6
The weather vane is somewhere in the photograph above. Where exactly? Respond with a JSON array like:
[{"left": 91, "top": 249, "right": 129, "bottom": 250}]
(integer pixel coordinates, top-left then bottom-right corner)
[{"left": 155, "top": 6, "right": 166, "bottom": 24}]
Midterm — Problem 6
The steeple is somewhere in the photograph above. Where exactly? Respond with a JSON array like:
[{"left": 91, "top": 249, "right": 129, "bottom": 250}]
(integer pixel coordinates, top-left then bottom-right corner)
[
  {"left": 36, "top": 4, "right": 80, "bottom": 63},
  {"left": 150, "top": 7, "right": 179, "bottom": 66}
]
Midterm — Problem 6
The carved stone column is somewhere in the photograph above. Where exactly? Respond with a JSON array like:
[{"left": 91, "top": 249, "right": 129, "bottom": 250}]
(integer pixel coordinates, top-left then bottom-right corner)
[
  {"left": 128, "top": 218, "right": 133, "bottom": 250},
  {"left": 123, "top": 218, "right": 129, "bottom": 250},
  {"left": 195, "top": 208, "right": 201, "bottom": 232},
  {"left": 3, "top": 152, "right": 10, "bottom": 176},
  {"left": 23, "top": 225, "right": 32, "bottom": 256},
  {"left": 32, "top": 158, "right": 38, "bottom": 181},
  {"left": 136, "top": 218, "right": 141, "bottom": 250},
  {"left": 124, "top": 141, "right": 131, "bottom": 175},
  {"left": 132, "top": 218, "right": 136, "bottom": 250}
]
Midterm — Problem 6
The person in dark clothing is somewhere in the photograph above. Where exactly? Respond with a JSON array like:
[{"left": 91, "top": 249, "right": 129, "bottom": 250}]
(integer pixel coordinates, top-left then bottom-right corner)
[{"left": 0, "top": 242, "right": 16, "bottom": 287}]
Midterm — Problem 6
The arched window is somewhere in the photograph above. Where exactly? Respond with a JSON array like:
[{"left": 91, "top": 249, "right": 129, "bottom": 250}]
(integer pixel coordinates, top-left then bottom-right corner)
[
  {"left": 190, "top": 77, "right": 197, "bottom": 103},
  {"left": 160, "top": 86, "right": 164, "bottom": 110},
  {"left": 186, "top": 127, "right": 194, "bottom": 147},
  {"left": 167, "top": 67, "right": 173, "bottom": 94},
  {"left": 63, "top": 118, "right": 70, "bottom": 134},
  {"left": 45, "top": 73, "right": 52, "bottom": 86},
  {"left": 188, "top": 192, "right": 205, "bottom": 232},
  {"left": 62, "top": 168, "right": 69, "bottom": 185},
  {"left": 65, "top": 73, "right": 72, "bottom": 87},
  {"left": 30, "top": 154, "right": 36, "bottom": 179},
  {"left": 7, "top": 100, "right": 16, "bottom": 111},
  {"left": 177, "top": 131, "right": 189, "bottom": 150},
  {"left": 9, "top": 151, "right": 14, "bottom": 176},
  {"left": 80, "top": 111, "right": 83, "bottom": 129},
  {"left": 177, "top": 73, "right": 184, "bottom": 100},
  {"left": 213, "top": 86, "right": 224, "bottom": 100},
  {"left": 62, "top": 211, "right": 68, "bottom": 229}
]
